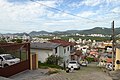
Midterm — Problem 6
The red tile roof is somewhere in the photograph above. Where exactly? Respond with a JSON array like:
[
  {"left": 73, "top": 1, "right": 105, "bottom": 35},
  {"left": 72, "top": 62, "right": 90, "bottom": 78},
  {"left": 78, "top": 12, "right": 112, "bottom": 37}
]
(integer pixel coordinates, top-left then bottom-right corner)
[
  {"left": 49, "top": 39, "right": 74, "bottom": 47},
  {"left": 106, "top": 58, "right": 112, "bottom": 63},
  {"left": 90, "top": 51, "right": 98, "bottom": 55}
]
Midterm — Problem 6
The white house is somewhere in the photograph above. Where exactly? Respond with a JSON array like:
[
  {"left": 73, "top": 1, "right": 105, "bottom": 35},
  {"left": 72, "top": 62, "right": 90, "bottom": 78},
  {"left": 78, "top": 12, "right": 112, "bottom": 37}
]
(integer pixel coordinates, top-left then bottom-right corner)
[
  {"left": 30, "top": 42, "right": 61, "bottom": 63},
  {"left": 49, "top": 39, "right": 74, "bottom": 64}
]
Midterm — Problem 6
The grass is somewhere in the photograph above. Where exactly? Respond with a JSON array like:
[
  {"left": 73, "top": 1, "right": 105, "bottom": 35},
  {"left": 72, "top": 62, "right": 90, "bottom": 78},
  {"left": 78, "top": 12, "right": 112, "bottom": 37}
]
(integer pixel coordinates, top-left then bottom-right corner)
[
  {"left": 38, "top": 62, "right": 62, "bottom": 75},
  {"left": 38, "top": 62, "right": 63, "bottom": 69}
]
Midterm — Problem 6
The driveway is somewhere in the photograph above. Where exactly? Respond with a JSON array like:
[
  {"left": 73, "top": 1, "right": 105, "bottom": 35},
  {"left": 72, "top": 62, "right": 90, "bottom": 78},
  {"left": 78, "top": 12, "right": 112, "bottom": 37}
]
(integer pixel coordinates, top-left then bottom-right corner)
[{"left": 10, "top": 69, "right": 49, "bottom": 80}]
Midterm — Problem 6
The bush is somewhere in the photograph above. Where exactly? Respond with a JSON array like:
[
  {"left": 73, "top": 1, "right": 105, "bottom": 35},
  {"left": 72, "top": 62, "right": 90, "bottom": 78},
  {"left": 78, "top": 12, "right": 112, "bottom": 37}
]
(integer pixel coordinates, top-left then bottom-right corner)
[
  {"left": 38, "top": 61, "right": 63, "bottom": 69},
  {"left": 46, "top": 55, "right": 63, "bottom": 65},
  {"left": 86, "top": 57, "right": 94, "bottom": 62}
]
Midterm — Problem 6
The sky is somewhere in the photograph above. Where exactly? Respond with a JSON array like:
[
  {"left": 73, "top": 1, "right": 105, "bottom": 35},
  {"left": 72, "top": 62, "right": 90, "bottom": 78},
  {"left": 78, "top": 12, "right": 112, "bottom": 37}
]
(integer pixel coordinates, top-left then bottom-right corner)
[{"left": 0, "top": 0, "right": 120, "bottom": 33}]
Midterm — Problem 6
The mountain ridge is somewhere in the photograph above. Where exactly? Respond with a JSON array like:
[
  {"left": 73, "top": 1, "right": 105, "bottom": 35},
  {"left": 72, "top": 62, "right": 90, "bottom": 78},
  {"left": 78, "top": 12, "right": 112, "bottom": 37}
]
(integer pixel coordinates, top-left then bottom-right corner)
[{"left": 2, "top": 27, "right": 120, "bottom": 36}]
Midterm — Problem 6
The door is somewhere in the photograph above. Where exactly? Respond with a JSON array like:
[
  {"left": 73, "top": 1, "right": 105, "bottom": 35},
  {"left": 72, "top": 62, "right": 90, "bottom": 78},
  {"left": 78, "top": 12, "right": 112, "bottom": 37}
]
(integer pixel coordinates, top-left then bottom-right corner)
[{"left": 32, "top": 54, "right": 36, "bottom": 70}]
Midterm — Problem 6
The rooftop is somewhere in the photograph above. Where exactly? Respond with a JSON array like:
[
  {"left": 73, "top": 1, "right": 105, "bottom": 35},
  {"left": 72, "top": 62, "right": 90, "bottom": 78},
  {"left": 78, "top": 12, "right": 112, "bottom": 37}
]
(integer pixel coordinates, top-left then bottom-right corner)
[
  {"left": 30, "top": 42, "right": 61, "bottom": 50},
  {"left": 49, "top": 39, "right": 75, "bottom": 47}
]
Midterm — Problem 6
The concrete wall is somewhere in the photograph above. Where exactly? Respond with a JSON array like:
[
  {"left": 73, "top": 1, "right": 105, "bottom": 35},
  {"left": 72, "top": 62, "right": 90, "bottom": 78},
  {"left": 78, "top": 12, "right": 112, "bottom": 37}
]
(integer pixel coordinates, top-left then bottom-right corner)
[{"left": 31, "top": 46, "right": 61, "bottom": 63}]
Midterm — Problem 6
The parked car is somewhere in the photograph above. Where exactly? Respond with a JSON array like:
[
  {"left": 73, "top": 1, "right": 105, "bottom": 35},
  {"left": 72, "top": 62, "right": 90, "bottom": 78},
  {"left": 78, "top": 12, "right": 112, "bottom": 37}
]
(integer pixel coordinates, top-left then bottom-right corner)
[
  {"left": 0, "top": 54, "right": 20, "bottom": 68},
  {"left": 80, "top": 60, "right": 88, "bottom": 67},
  {"left": 67, "top": 61, "right": 80, "bottom": 70},
  {"left": 106, "top": 62, "right": 114, "bottom": 71}
]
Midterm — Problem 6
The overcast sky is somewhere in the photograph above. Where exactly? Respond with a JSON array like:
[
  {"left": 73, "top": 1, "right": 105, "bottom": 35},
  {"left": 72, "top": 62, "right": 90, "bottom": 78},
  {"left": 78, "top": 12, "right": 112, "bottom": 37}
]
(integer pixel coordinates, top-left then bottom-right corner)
[{"left": 0, "top": 0, "right": 120, "bottom": 33}]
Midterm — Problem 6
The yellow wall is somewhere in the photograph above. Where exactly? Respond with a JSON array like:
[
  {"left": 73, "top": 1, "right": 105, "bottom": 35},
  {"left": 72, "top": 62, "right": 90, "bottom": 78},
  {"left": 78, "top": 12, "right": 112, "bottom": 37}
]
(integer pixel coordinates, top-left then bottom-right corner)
[
  {"left": 36, "top": 53, "right": 38, "bottom": 69},
  {"left": 30, "top": 51, "right": 38, "bottom": 70},
  {"left": 115, "top": 48, "right": 120, "bottom": 70},
  {"left": 30, "top": 54, "right": 32, "bottom": 70}
]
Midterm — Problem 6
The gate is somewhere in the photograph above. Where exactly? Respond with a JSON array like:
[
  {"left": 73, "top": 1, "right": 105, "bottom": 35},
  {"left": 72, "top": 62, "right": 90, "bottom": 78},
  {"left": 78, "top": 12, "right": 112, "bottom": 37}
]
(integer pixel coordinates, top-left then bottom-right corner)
[
  {"left": 0, "top": 43, "right": 30, "bottom": 77},
  {"left": 30, "top": 53, "right": 38, "bottom": 70}
]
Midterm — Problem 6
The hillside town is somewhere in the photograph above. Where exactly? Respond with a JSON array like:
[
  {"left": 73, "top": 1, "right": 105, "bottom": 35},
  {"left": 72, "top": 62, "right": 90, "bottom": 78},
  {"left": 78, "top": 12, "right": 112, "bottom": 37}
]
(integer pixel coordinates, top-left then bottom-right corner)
[
  {"left": 0, "top": 32, "right": 120, "bottom": 80},
  {"left": 0, "top": 0, "right": 120, "bottom": 80}
]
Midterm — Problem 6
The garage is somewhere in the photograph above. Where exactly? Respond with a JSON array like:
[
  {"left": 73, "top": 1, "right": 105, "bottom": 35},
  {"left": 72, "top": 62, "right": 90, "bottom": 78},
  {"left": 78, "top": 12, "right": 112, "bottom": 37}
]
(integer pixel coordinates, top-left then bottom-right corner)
[{"left": 0, "top": 43, "right": 31, "bottom": 77}]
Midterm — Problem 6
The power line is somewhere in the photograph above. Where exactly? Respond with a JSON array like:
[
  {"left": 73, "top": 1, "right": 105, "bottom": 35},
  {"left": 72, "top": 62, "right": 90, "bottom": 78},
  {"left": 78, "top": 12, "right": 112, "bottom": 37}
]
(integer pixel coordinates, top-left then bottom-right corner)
[
  {"left": 30, "top": 0, "right": 98, "bottom": 22},
  {"left": 30, "top": 0, "right": 120, "bottom": 24}
]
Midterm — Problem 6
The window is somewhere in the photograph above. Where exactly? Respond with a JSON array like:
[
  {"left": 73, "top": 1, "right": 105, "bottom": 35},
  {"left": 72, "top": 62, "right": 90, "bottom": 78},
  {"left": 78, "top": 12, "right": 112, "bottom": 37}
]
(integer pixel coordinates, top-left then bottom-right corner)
[
  {"left": 55, "top": 48, "right": 57, "bottom": 54},
  {"left": 0, "top": 56, "right": 3, "bottom": 61},
  {"left": 64, "top": 49, "right": 66, "bottom": 54},
  {"left": 3, "top": 54, "right": 15, "bottom": 60},
  {"left": 67, "top": 47, "right": 69, "bottom": 51}
]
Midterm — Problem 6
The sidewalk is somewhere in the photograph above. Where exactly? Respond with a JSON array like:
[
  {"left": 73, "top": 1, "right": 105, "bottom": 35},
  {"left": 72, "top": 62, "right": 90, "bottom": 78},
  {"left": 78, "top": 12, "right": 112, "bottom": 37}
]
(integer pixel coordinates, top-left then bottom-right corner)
[
  {"left": 37, "top": 73, "right": 70, "bottom": 80},
  {"left": 109, "top": 70, "right": 120, "bottom": 80},
  {"left": 10, "top": 69, "right": 49, "bottom": 80}
]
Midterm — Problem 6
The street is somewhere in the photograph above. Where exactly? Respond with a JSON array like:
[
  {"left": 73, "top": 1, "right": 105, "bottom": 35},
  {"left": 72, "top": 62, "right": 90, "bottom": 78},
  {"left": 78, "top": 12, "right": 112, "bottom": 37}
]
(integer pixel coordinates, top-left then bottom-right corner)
[
  {"left": 10, "top": 62, "right": 112, "bottom": 80},
  {"left": 38, "top": 62, "right": 112, "bottom": 80}
]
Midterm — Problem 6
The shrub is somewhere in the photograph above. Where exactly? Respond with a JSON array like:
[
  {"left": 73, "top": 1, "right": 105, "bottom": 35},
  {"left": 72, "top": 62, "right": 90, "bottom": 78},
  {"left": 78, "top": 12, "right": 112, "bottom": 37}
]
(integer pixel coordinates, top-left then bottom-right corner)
[
  {"left": 46, "top": 55, "right": 63, "bottom": 65},
  {"left": 86, "top": 57, "right": 94, "bottom": 62},
  {"left": 38, "top": 61, "right": 62, "bottom": 69}
]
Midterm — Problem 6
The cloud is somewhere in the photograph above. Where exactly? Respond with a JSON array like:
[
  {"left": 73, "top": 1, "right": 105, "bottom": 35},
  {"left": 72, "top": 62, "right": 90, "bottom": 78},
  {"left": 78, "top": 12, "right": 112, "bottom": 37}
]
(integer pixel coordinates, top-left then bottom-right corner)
[
  {"left": 0, "top": 0, "right": 59, "bottom": 33},
  {"left": 77, "top": 11, "right": 96, "bottom": 18},
  {"left": 81, "top": 0, "right": 103, "bottom": 6},
  {"left": 0, "top": 0, "right": 58, "bottom": 21},
  {"left": 0, "top": 0, "right": 120, "bottom": 33},
  {"left": 111, "top": 7, "right": 120, "bottom": 13},
  {"left": 69, "top": 0, "right": 103, "bottom": 8}
]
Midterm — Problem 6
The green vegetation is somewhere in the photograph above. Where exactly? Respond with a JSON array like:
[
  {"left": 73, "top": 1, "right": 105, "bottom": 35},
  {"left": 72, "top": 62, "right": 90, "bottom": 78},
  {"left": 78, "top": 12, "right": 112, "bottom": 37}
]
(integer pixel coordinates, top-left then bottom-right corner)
[
  {"left": 46, "top": 55, "right": 63, "bottom": 65},
  {"left": 38, "top": 55, "right": 63, "bottom": 69},
  {"left": 86, "top": 57, "right": 95, "bottom": 62},
  {"left": 11, "top": 39, "right": 22, "bottom": 43},
  {"left": 36, "top": 35, "right": 111, "bottom": 41},
  {"left": 0, "top": 38, "right": 7, "bottom": 43},
  {"left": 38, "top": 62, "right": 62, "bottom": 69},
  {"left": 10, "top": 51, "right": 27, "bottom": 61},
  {"left": 36, "top": 36, "right": 53, "bottom": 39}
]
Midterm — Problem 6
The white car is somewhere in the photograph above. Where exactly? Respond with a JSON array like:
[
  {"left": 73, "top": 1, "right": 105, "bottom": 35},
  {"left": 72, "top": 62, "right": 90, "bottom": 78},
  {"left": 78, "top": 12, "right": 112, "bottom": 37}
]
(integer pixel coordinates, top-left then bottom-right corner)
[
  {"left": 106, "top": 63, "right": 114, "bottom": 71},
  {"left": 0, "top": 54, "right": 20, "bottom": 68},
  {"left": 67, "top": 61, "right": 80, "bottom": 70},
  {"left": 80, "top": 60, "right": 88, "bottom": 67}
]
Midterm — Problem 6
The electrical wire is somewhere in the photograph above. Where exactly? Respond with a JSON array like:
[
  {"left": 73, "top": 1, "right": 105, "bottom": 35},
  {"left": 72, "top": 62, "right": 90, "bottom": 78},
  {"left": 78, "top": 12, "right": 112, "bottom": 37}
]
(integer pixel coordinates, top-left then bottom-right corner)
[
  {"left": 30, "top": 0, "right": 98, "bottom": 22},
  {"left": 30, "top": 0, "right": 120, "bottom": 24}
]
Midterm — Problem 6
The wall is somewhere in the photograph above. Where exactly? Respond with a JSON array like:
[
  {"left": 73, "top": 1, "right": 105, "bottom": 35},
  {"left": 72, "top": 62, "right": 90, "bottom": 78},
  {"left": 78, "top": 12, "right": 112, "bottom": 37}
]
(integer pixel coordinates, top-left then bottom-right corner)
[
  {"left": 115, "top": 48, "right": 120, "bottom": 70},
  {"left": 31, "top": 49, "right": 53, "bottom": 63},
  {"left": 31, "top": 45, "right": 71, "bottom": 65}
]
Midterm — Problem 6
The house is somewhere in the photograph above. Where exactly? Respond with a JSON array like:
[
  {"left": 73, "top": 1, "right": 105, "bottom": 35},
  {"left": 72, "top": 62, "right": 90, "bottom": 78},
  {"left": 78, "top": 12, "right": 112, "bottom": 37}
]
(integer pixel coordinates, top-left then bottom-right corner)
[
  {"left": 70, "top": 50, "right": 82, "bottom": 61},
  {"left": 49, "top": 39, "right": 75, "bottom": 64},
  {"left": 30, "top": 42, "right": 61, "bottom": 63}
]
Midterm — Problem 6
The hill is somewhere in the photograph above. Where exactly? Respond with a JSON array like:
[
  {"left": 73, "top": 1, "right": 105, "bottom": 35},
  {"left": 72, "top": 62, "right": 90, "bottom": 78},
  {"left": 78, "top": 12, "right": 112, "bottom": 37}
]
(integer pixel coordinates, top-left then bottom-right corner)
[{"left": 29, "top": 27, "right": 120, "bottom": 36}]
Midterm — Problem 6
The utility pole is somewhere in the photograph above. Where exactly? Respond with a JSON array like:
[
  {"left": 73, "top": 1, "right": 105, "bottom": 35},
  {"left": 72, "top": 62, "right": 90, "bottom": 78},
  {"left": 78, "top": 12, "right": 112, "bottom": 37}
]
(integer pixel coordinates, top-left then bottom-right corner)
[{"left": 112, "top": 21, "right": 115, "bottom": 71}]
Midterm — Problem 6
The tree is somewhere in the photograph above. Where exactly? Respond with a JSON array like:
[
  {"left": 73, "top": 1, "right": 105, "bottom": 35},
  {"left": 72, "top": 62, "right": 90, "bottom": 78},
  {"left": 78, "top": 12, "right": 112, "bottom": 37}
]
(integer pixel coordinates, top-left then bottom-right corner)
[
  {"left": 0, "top": 38, "right": 7, "bottom": 43},
  {"left": 46, "top": 55, "right": 63, "bottom": 65},
  {"left": 11, "top": 39, "right": 22, "bottom": 43}
]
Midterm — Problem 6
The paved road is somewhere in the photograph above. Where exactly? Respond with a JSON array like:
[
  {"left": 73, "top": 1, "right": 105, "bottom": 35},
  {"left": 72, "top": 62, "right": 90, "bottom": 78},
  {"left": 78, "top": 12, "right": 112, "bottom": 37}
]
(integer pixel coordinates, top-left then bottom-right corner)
[
  {"left": 38, "top": 62, "right": 112, "bottom": 80},
  {"left": 10, "top": 62, "right": 112, "bottom": 80}
]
